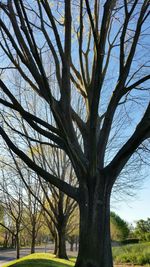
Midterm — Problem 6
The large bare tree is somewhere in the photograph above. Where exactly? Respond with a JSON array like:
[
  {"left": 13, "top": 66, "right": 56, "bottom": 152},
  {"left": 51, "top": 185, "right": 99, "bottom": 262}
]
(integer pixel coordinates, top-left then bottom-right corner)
[{"left": 0, "top": 1, "right": 150, "bottom": 267}]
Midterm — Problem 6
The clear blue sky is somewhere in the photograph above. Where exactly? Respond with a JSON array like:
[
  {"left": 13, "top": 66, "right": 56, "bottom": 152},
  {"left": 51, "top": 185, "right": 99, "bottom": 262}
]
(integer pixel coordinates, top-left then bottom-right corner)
[{"left": 111, "top": 178, "right": 150, "bottom": 225}]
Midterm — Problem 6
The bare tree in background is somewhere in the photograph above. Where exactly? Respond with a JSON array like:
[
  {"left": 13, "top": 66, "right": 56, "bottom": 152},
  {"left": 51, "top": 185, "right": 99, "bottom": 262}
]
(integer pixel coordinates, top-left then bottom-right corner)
[
  {"left": 0, "top": 1, "right": 150, "bottom": 266},
  {"left": 20, "top": 172, "right": 43, "bottom": 254},
  {"left": 0, "top": 72, "right": 79, "bottom": 259},
  {"left": 36, "top": 147, "right": 78, "bottom": 259},
  {"left": 0, "top": 165, "right": 23, "bottom": 258}
]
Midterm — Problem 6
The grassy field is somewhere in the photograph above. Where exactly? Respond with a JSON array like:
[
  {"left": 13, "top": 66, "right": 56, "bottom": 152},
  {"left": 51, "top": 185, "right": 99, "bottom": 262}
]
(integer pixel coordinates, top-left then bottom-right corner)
[
  {"left": 2, "top": 243, "right": 150, "bottom": 267},
  {"left": 113, "top": 242, "right": 150, "bottom": 265},
  {"left": 2, "top": 253, "right": 75, "bottom": 267}
]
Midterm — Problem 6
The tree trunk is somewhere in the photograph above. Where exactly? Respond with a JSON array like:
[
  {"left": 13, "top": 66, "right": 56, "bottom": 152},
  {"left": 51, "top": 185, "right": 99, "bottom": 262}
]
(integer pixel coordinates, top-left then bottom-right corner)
[
  {"left": 31, "top": 226, "right": 36, "bottom": 254},
  {"left": 75, "top": 184, "right": 113, "bottom": 267},
  {"left": 11, "top": 234, "right": 15, "bottom": 248},
  {"left": 70, "top": 239, "right": 74, "bottom": 252},
  {"left": 3, "top": 232, "right": 8, "bottom": 248},
  {"left": 75, "top": 236, "right": 78, "bottom": 251},
  {"left": 16, "top": 232, "right": 20, "bottom": 259},
  {"left": 56, "top": 220, "right": 68, "bottom": 259},
  {"left": 31, "top": 235, "right": 36, "bottom": 254},
  {"left": 54, "top": 234, "right": 58, "bottom": 255}
]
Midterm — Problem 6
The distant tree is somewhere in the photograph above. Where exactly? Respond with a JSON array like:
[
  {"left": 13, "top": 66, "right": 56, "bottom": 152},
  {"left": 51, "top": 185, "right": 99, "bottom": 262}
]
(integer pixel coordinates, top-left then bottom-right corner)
[
  {"left": 0, "top": 171, "right": 23, "bottom": 258},
  {"left": 110, "top": 212, "right": 129, "bottom": 241},
  {"left": 67, "top": 207, "right": 79, "bottom": 252},
  {"left": 134, "top": 218, "right": 150, "bottom": 241},
  {"left": 0, "top": 93, "right": 78, "bottom": 259},
  {"left": 21, "top": 181, "right": 44, "bottom": 254},
  {"left": 0, "top": 204, "right": 5, "bottom": 246}
]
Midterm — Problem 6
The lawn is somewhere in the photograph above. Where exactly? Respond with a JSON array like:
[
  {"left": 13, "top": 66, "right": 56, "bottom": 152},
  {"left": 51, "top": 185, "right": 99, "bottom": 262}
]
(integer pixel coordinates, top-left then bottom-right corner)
[{"left": 2, "top": 253, "right": 75, "bottom": 267}]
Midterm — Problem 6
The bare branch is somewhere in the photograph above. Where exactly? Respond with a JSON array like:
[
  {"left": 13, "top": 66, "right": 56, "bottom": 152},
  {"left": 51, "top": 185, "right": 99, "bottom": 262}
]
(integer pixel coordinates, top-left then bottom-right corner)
[
  {"left": 0, "top": 126, "right": 79, "bottom": 201},
  {"left": 107, "top": 102, "right": 150, "bottom": 181}
]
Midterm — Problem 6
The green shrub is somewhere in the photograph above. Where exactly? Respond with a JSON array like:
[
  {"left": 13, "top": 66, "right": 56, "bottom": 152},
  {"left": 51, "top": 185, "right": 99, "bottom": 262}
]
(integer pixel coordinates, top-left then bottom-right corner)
[
  {"left": 136, "top": 253, "right": 150, "bottom": 265},
  {"left": 113, "top": 242, "right": 150, "bottom": 265},
  {"left": 115, "top": 252, "right": 150, "bottom": 265}
]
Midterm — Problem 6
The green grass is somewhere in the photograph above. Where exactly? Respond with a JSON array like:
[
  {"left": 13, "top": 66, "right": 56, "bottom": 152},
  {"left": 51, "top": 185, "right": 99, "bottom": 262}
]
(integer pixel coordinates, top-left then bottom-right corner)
[
  {"left": 112, "top": 242, "right": 150, "bottom": 265},
  {"left": 3, "top": 243, "right": 150, "bottom": 267},
  {"left": 2, "top": 253, "right": 76, "bottom": 267}
]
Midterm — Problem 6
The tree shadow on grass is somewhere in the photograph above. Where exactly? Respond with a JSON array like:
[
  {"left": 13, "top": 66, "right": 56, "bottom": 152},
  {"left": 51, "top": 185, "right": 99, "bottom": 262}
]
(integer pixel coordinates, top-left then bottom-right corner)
[{"left": 8, "top": 258, "right": 74, "bottom": 267}]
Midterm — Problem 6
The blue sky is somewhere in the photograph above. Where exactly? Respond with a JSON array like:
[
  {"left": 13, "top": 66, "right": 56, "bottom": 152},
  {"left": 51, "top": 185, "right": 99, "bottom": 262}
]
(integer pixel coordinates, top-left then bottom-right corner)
[{"left": 111, "top": 178, "right": 150, "bottom": 225}]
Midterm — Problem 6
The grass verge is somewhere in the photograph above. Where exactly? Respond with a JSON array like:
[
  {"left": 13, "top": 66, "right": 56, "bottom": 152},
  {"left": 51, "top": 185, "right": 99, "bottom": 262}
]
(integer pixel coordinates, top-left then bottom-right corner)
[
  {"left": 113, "top": 242, "right": 150, "bottom": 265},
  {"left": 2, "top": 253, "right": 75, "bottom": 267}
]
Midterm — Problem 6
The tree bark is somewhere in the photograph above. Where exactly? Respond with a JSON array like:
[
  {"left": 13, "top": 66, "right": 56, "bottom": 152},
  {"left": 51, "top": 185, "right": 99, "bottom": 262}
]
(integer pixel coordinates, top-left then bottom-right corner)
[
  {"left": 70, "top": 239, "right": 74, "bottom": 252},
  {"left": 56, "top": 220, "right": 68, "bottom": 259},
  {"left": 16, "top": 232, "right": 20, "bottom": 259},
  {"left": 31, "top": 227, "right": 36, "bottom": 254},
  {"left": 11, "top": 234, "right": 15, "bottom": 248},
  {"left": 75, "top": 182, "right": 113, "bottom": 267},
  {"left": 75, "top": 236, "right": 78, "bottom": 251},
  {"left": 3, "top": 232, "right": 9, "bottom": 248},
  {"left": 54, "top": 234, "right": 58, "bottom": 255}
]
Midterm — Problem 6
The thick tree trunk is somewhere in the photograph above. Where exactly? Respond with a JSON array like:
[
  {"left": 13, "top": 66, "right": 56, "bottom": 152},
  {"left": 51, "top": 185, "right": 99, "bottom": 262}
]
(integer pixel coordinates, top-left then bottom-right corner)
[
  {"left": 31, "top": 235, "right": 36, "bottom": 253},
  {"left": 57, "top": 229, "right": 68, "bottom": 259},
  {"left": 56, "top": 220, "right": 68, "bottom": 259},
  {"left": 75, "top": 184, "right": 113, "bottom": 267},
  {"left": 54, "top": 234, "right": 58, "bottom": 255}
]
